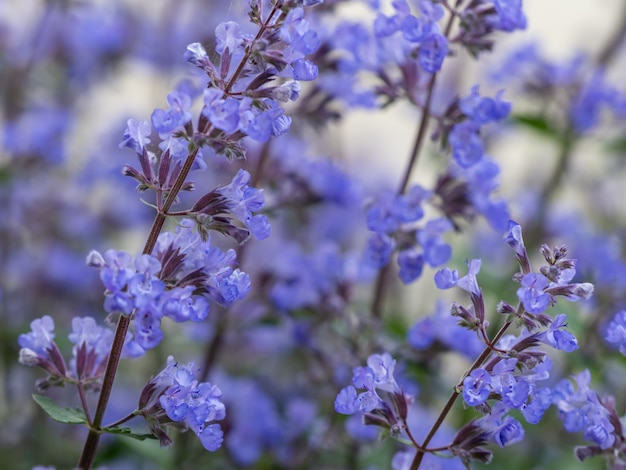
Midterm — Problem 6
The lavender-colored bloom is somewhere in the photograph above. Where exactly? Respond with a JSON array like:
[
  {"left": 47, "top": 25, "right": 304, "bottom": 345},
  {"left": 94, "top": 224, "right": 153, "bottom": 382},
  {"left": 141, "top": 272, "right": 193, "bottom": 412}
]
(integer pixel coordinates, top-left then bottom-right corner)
[
  {"left": 434, "top": 267, "right": 459, "bottom": 289},
  {"left": 161, "top": 287, "right": 210, "bottom": 323},
  {"left": 203, "top": 89, "right": 240, "bottom": 134},
  {"left": 584, "top": 415, "right": 616, "bottom": 450},
  {"left": 119, "top": 119, "right": 151, "bottom": 154},
  {"left": 216, "top": 269, "right": 251, "bottom": 305},
  {"left": 335, "top": 353, "right": 406, "bottom": 421},
  {"left": 133, "top": 308, "right": 164, "bottom": 350},
  {"left": 418, "top": 33, "right": 448, "bottom": 73},
  {"left": 215, "top": 21, "right": 244, "bottom": 55},
  {"left": 476, "top": 402, "right": 525, "bottom": 447},
  {"left": 183, "top": 42, "right": 214, "bottom": 71},
  {"left": 449, "top": 121, "right": 484, "bottom": 168},
  {"left": 397, "top": 249, "right": 424, "bottom": 284},
  {"left": 417, "top": 218, "right": 453, "bottom": 267},
  {"left": 419, "top": 0, "right": 444, "bottom": 21},
  {"left": 491, "top": 0, "right": 527, "bottom": 32},
  {"left": 408, "top": 301, "right": 484, "bottom": 358},
  {"left": 151, "top": 90, "right": 193, "bottom": 135},
  {"left": 552, "top": 370, "right": 616, "bottom": 449},
  {"left": 335, "top": 385, "right": 360, "bottom": 414},
  {"left": 521, "top": 387, "right": 553, "bottom": 424},
  {"left": 68, "top": 317, "right": 114, "bottom": 381},
  {"left": 18, "top": 316, "right": 56, "bottom": 358},
  {"left": 363, "top": 232, "right": 395, "bottom": 268},
  {"left": 456, "top": 259, "right": 482, "bottom": 296},
  {"left": 401, "top": 15, "right": 435, "bottom": 43},
  {"left": 491, "top": 359, "right": 530, "bottom": 409},
  {"left": 517, "top": 273, "right": 551, "bottom": 314},
  {"left": 463, "top": 369, "right": 492, "bottom": 406},
  {"left": 459, "top": 86, "right": 511, "bottom": 124},
  {"left": 374, "top": 13, "right": 400, "bottom": 38},
  {"left": 140, "top": 356, "right": 225, "bottom": 451},
  {"left": 538, "top": 314, "right": 579, "bottom": 352},
  {"left": 503, "top": 219, "right": 526, "bottom": 259},
  {"left": 605, "top": 310, "right": 626, "bottom": 355},
  {"left": 280, "top": 8, "right": 320, "bottom": 55},
  {"left": 292, "top": 58, "right": 318, "bottom": 80},
  {"left": 216, "top": 169, "right": 268, "bottom": 238}
]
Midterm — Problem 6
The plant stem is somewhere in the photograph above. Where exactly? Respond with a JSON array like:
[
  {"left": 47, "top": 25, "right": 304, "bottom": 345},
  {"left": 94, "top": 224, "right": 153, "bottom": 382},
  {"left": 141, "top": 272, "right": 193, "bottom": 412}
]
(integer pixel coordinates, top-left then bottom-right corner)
[
  {"left": 77, "top": 144, "right": 201, "bottom": 470},
  {"left": 371, "top": 10, "right": 456, "bottom": 319},
  {"left": 409, "top": 320, "right": 513, "bottom": 470},
  {"left": 78, "top": 5, "right": 284, "bottom": 468}
]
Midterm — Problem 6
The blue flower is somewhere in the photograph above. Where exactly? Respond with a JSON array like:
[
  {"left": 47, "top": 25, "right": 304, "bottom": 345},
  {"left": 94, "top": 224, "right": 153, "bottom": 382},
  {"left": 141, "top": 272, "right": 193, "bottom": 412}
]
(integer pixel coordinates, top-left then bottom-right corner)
[
  {"left": 140, "top": 356, "right": 225, "bottom": 451},
  {"left": 463, "top": 369, "right": 491, "bottom": 406},
  {"left": 538, "top": 314, "right": 579, "bottom": 352},
  {"left": 418, "top": 33, "right": 448, "bottom": 73},
  {"left": 476, "top": 402, "right": 525, "bottom": 447},
  {"left": 449, "top": 121, "right": 484, "bottom": 168},
  {"left": 363, "top": 233, "right": 395, "bottom": 268},
  {"left": 397, "top": 249, "right": 424, "bottom": 284},
  {"left": 119, "top": 119, "right": 151, "bottom": 154},
  {"left": 605, "top": 310, "right": 626, "bottom": 355},
  {"left": 215, "top": 21, "right": 244, "bottom": 55},
  {"left": 516, "top": 273, "right": 551, "bottom": 314},
  {"left": 434, "top": 267, "right": 459, "bottom": 289}
]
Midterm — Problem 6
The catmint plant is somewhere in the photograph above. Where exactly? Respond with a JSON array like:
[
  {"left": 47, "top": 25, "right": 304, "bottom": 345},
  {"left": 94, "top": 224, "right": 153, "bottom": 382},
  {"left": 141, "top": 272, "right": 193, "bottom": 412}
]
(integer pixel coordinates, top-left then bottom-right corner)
[
  {"left": 16, "top": 1, "right": 322, "bottom": 468},
  {"left": 8, "top": 0, "right": 626, "bottom": 469}
]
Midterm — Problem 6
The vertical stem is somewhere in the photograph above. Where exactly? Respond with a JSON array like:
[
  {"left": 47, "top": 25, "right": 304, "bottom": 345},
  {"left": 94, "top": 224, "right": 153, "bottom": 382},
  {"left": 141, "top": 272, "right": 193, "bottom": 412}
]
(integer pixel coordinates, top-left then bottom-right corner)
[
  {"left": 77, "top": 146, "right": 200, "bottom": 469},
  {"left": 410, "top": 320, "right": 513, "bottom": 470},
  {"left": 371, "top": 11, "right": 456, "bottom": 319},
  {"left": 77, "top": 4, "right": 283, "bottom": 466}
]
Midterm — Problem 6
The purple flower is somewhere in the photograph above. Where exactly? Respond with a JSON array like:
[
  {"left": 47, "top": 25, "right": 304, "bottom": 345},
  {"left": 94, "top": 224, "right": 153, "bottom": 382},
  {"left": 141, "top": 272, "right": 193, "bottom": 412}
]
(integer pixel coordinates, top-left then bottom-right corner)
[
  {"left": 397, "top": 249, "right": 424, "bottom": 284},
  {"left": 449, "top": 121, "right": 484, "bottom": 168},
  {"left": 517, "top": 273, "right": 551, "bottom": 314},
  {"left": 463, "top": 369, "right": 492, "bottom": 406},
  {"left": 139, "top": 356, "right": 225, "bottom": 451},
  {"left": 119, "top": 119, "right": 151, "bottom": 154},
  {"left": 335, "top": 385, "right": 360, "bottom": 414},
  {"left": 491, "top": 0, "right": 527, "bottom": 32},
  {"left": 292, "top": 58, "right": 318, "bottom": 81},
  {"left": 203, "top": 89, "right": 240, "bottom": 134},
  {"left": 605, "top": 310, "right": 626, "bottom": 354},
  {"left": 476, "top": 402, "right": 525, "bottom": 447},
  {"left": 401, "top": 15, "right": 436, "bottom": 43},
  {"left": 363, "top": 233, "right": 395, "bottom": 268},
  {"left": 374, "top": 13, "right": 400, "bottom": 38},
  {"left": 215, "top": 21, "right": 244, "bottom": 55},
  {"left": 521, "top": 387, "right": 553, "bottom": 424},
  {"left": 459, "top": 86, "right": 511, "bottom": 124},
  {"left": 18, "top": 316, "right": 56, "bottom": 358},
  {"left": 434, "top": 267, "right": 459, "bottom": 289},
  {"left": 151, "top": 90, "right": 193, "bottom": 135},
  {"left": 538, "top": 314, "right": 579, "bottom": 352},
  {"left": 456, "top": 259, "right": 482, "bottom": 296},
  {"left": 418, "top": 33, "right": 448, "bottom": 73}
]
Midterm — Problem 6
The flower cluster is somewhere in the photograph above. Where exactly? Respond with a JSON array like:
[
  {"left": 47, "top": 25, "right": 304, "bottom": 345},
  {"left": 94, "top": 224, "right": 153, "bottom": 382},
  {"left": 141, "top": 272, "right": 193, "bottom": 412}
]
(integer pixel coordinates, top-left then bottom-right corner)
[
  {"left": 18, "top": 315, "right": 117, "bottom": 390},
  {"left": 335, "top": 353, "right": 413, "bottom": 439},
  {"left": 86, "top": 219, "right": 251, "bottom": 355},
  {"left": 363, "top": 186, "right": 453, "bottom": 283},
  {"left": 137, "top": 356, "right": 226, "bottom": 451}
]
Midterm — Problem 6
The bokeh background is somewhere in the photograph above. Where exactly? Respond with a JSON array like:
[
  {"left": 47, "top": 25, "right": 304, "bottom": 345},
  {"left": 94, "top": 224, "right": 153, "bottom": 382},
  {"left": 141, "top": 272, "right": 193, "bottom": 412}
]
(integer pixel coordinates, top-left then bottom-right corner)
[{"left": 2, "top": 1, "right": 626, "bottom": 469}]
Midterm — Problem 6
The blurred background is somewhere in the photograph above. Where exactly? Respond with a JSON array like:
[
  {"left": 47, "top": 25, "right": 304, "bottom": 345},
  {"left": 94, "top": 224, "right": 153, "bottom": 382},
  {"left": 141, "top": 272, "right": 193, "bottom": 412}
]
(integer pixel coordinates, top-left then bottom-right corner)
[{"left": 2, "top": 1, "right": 626, "bottom": 469}]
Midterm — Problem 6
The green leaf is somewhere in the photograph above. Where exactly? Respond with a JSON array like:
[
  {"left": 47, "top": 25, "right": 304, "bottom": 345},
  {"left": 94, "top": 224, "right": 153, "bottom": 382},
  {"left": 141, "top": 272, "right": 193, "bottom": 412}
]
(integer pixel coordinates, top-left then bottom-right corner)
[
  {"left": 102, "top": 426, "right": 157, "bottom": 442},
  {"left": 509, "top": 114, "right": 559, "bottom": 139},
  {"left": 32, "top": 394, "right": 88, "bottom": 425}
]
